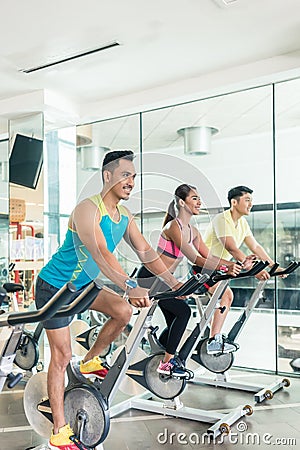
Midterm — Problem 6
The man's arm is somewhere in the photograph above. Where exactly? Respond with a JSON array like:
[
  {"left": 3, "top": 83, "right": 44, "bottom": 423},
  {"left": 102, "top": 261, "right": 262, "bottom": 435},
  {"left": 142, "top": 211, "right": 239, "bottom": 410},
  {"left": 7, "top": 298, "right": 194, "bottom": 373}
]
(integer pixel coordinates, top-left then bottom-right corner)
[
  {"left": 193, "top": 229, "right": 241, "bottom": 275},
  {"left": 218, "top": 236, "right": 248, "bottom": 264},
  {"left": 214, "top": 213, "right": 274, "bottom": 278},
  {"left": 123, "top": 212, "right": 180, "bottom": 289},
  {"left": 219, "top": 234, "right": 274, "bottom": 279},
  {"left": 244, "top": 235, "right": 275, "bottom": 266}
]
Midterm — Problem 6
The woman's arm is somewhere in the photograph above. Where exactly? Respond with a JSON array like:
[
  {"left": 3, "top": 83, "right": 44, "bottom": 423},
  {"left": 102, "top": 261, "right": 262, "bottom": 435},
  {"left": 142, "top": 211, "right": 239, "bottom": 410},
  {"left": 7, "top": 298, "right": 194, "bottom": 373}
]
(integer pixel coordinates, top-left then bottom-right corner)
[{"left": 165, "top": 222, "right": 220, "bottom": 271}]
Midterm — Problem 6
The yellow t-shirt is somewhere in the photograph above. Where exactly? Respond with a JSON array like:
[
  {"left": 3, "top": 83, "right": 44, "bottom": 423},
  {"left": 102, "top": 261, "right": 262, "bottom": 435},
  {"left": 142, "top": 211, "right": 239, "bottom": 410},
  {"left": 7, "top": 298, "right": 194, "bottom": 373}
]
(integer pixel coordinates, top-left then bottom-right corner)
[{"left": 204, "top": 209, "right": 253, "bottom": 260}]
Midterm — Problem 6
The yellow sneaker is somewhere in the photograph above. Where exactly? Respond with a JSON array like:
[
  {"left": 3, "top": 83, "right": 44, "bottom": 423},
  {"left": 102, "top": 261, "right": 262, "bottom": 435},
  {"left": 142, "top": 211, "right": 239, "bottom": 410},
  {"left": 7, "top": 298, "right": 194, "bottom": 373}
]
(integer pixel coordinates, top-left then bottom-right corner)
[
  {"left": 79, "top": 356, "right": 109, "bottom": 379},
  {"left": 49, "top": 423, "right": 84, "bottom": 450}
]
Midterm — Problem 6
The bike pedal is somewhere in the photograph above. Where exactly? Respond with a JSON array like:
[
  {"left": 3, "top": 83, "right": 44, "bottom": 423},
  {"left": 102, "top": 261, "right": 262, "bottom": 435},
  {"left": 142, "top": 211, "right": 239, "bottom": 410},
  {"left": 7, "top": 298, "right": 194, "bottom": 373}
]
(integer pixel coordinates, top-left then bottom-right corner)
[
  {"left": 185, "top": 369, "right": 194, "bottom": 380},
  {"left": 70, "top": 435, "right": 88, "bottom": 450},
  {"left": 171, "top": 375, "right": 184, "bottom": 380}
]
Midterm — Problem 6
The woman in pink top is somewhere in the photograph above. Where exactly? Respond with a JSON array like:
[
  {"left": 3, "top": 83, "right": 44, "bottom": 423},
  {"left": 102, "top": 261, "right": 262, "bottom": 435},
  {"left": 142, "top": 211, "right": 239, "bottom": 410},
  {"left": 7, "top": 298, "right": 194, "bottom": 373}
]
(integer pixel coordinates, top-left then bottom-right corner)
[{"left": 137, "top": 184, "right": 241, "bottom": 376}]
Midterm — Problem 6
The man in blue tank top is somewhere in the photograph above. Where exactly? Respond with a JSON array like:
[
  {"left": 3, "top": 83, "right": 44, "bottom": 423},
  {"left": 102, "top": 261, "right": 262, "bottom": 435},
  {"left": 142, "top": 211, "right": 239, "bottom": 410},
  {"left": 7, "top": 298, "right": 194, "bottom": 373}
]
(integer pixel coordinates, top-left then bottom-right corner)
[{"left": 36, "top": 150, "right": 181, "bottom": 450}]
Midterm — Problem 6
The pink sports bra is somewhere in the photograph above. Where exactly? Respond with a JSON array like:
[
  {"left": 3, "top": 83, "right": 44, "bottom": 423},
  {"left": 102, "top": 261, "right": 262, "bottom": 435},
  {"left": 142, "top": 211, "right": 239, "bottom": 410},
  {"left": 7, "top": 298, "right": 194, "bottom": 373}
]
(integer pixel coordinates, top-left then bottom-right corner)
[{"left": 157, "top": 218, "right": 194, "bottom": 259}]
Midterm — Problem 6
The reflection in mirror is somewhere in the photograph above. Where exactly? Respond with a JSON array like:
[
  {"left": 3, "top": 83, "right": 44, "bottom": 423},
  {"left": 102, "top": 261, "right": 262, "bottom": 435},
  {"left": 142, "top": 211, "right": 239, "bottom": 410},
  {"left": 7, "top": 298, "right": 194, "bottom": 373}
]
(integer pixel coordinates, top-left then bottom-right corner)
[
  {"left": 142, "top": 85, "right": 276, "bottom": 372},
  {"left": 275, "top": 79, "right": 300, "bottom": 375}
]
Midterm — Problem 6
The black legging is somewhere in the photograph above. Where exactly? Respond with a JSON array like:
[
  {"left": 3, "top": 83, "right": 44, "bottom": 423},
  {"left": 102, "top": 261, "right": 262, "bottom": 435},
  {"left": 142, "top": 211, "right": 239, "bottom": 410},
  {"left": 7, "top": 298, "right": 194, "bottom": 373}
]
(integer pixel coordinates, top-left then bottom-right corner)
[{"left": 136, "top": 266, "right": 191, "bottom": 355}]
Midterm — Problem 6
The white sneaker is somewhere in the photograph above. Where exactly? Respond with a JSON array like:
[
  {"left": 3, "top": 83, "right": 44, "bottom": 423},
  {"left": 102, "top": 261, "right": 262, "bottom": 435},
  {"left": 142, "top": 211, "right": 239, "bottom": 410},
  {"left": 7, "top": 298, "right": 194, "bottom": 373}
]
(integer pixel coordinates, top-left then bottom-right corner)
[{"left": 206, "top": 333, "right": 238, "bottom": 355}]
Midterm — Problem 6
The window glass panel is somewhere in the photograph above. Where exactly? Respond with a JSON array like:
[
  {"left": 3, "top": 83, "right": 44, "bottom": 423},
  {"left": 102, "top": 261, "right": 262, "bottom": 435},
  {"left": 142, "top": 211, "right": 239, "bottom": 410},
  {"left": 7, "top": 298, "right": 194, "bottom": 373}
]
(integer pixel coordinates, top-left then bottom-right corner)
[
  {"left": 142, "top": 85, "right": 275, "bottom": 371},
  {"left": 275, "top": 78, "right": 300, "bottom": 374}
]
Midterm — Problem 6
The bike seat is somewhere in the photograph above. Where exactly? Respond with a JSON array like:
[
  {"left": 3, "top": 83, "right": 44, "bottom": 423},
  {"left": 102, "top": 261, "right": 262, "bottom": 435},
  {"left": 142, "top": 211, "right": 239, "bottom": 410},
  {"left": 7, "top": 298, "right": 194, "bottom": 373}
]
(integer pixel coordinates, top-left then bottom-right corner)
[{"left": 3, "top": 282, "right": 24, "bottom": 293}]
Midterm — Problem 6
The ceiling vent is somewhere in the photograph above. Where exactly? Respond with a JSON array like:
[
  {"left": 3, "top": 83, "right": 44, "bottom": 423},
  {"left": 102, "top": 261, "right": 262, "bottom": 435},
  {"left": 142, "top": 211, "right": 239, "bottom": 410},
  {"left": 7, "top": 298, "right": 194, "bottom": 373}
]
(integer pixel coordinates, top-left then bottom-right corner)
[
  {"left": 177, "top": 126, "right": 219, "bottom": 155},
  {"left": 19, "top": 41, "right": 120, "bottom": 74}
]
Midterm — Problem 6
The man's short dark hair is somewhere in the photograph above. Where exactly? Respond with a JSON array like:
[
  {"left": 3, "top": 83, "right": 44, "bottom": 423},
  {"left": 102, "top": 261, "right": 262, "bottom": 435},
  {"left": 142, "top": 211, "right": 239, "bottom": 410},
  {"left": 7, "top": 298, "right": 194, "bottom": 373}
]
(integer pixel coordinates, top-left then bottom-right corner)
[
  {"left": 228, "top": 186, "right": 253, "bottom": 205},
  {"left": 102, "top": 150, "right": 135, "bottom": 181}
]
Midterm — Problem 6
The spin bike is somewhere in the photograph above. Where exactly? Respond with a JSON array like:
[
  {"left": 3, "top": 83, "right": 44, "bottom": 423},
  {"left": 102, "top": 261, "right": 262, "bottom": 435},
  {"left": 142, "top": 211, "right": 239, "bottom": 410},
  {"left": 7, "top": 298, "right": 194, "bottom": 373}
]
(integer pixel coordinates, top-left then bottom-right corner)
[
  {"left": 113, "top": 262, "right": 267, "bottom": 438},
  {"left": 14, "top": 320, "right": 45, "bottom": 372},
  {"left": 12, "top": 291, "right": 110, "bottom": 373},
  {"left": 191, "top": 261, "right": 299, "bottom": 402},
  {"left": 0, "top": 279, "right": 104, "bottom": 396},
  {"left": 24, "top": 274, "right": 208, "bottom": 449},
  {"left": 0, "top": 281, "right": 77, "bottom": 393},
  {"left": 1, "top": 278, "right": 45, "bottom": 373},
  {"left": 2, "top": 280, "right": 46, "bottom": 372}
]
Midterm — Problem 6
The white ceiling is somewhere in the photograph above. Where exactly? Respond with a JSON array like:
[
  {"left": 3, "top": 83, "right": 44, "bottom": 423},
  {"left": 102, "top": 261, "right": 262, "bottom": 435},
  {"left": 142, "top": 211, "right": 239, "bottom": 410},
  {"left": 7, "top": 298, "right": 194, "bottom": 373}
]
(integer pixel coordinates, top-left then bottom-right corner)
[
  {"left": 1, "top": 0, "right": 300, "bottom": 127},
  {"left": 4, "top": 0, "right": 300, "bottom": 219}
]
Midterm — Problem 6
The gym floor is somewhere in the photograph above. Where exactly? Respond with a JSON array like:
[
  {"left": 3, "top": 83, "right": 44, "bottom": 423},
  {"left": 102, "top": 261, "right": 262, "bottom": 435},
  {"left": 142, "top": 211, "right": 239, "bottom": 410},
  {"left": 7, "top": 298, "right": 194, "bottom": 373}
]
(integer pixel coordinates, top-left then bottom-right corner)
[{"left": 1, "top": 369, "right": 300, "bottom": 450}]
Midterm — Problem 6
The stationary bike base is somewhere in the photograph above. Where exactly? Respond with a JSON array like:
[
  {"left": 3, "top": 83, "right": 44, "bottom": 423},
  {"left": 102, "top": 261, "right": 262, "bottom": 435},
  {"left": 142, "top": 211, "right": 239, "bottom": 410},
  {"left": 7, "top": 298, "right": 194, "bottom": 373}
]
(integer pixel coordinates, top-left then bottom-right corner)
[{"left": 194, "top": 338, "right": 234, "bottom": 373}]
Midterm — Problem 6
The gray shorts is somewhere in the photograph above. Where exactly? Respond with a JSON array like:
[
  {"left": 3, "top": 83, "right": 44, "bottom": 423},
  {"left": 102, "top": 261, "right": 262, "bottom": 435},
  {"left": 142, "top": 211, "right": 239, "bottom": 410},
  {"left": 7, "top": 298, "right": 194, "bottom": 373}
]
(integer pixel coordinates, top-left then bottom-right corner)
[{"left": 35, "top": 277, "right": 90, "bottom": 330}]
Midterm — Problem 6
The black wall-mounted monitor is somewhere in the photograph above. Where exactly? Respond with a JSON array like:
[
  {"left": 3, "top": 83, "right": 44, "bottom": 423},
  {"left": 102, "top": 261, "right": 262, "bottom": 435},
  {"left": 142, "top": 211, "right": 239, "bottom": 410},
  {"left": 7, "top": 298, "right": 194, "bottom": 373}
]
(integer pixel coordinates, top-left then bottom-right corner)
[{"left": 9, "top": 134, "right": 43, "bottom": 189}]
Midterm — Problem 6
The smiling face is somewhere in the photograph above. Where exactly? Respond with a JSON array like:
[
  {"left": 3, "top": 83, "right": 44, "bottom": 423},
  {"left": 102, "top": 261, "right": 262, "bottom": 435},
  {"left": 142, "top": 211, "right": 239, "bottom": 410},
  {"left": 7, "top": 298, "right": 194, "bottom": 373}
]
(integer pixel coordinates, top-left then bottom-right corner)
[
  {"left": 103, "top": 158, "right": 136, "bottom": 201},
  {"left": 233, "top": 192, "right": 253, "bottom": 216},
  {"left": 182, "top": 189, "right": 202, "bottom": 215}
]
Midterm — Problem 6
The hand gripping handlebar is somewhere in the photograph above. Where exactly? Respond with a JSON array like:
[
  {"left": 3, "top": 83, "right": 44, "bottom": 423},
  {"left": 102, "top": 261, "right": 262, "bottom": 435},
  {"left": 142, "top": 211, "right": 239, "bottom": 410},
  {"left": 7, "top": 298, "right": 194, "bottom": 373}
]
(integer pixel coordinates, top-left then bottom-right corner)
[{"left": 212, "top": 260, "right": 270, "bottom": 283}]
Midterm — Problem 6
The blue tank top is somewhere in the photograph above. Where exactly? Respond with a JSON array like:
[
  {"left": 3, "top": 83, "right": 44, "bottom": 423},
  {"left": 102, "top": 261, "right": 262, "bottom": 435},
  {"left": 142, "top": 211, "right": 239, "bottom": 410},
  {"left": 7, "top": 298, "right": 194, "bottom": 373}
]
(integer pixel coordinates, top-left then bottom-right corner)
[{"left": 39, "top": 194, "right": 129, "bottom": 289}]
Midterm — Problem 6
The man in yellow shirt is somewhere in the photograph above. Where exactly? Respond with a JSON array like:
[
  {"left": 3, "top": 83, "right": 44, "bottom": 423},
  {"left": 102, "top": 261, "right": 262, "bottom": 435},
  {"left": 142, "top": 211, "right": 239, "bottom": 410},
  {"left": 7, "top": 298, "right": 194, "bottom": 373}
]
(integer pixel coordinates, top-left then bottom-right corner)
[{"left": 204, "top": 185, "right": 274, "bottom": 354}]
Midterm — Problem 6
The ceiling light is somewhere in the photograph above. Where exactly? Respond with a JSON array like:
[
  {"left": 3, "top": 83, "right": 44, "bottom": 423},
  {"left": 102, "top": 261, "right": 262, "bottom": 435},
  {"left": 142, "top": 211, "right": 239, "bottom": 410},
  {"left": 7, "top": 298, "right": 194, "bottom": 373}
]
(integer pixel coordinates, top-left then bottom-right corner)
[
  {"left": 19, "top": 41, "right": 120, "bottom": 74},
  {"left": 213, "top": 0, "right": 239, "bottom": 7},
  {"left": 76, "top": 124, "right": 93, "bottom": 147},
  {"left": 177, "top": 126, "right": 219, "bottom": 155},
  {"left": 80, "top": 146, "right": 110, "bottom": 171}
]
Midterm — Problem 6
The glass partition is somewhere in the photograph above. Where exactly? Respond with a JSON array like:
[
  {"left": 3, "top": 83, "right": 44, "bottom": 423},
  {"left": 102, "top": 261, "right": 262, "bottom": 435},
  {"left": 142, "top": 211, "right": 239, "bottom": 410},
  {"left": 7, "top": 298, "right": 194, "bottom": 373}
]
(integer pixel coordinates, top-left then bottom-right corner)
[
  {"left": 142, "top": 85, "right": 276, "bottom": 371},
  {"left": 275, "top": 78, "right": 300, "bottom": 374}
]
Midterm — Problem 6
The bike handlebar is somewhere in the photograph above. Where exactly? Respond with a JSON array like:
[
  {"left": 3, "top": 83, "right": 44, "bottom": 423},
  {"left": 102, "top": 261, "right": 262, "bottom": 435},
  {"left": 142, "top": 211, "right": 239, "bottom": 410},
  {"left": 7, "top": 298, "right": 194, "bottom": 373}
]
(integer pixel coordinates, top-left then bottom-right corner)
[
  {"left": 0, "top": 278, "right": 104, "bottom": 328},
  {"left": 269, "top": 261, "right": 299, "bottom": 277},
  {"left": 268, "top": 263, "right": 279, "bottom": 276},
  {"left": 54, "top": 279, "right": 103, "bottom": 317},
  {"left": 152, "top": 273, "right": 210, "bottom": 301},
  {"left": 1, "top": 282, "right": 77, "bottom": 327},
  {"left": 212, "top": 260, "right": 270, "bottom": 282}
]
